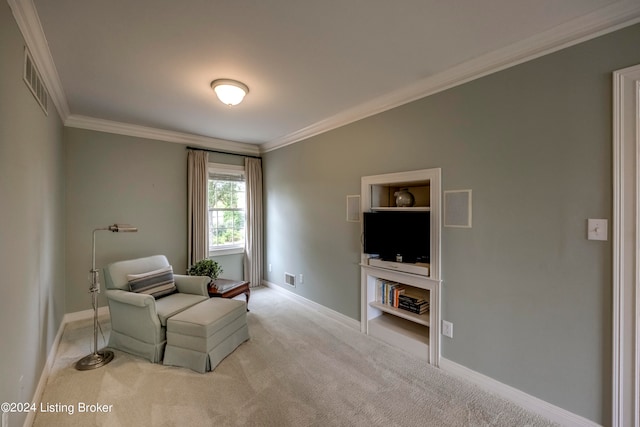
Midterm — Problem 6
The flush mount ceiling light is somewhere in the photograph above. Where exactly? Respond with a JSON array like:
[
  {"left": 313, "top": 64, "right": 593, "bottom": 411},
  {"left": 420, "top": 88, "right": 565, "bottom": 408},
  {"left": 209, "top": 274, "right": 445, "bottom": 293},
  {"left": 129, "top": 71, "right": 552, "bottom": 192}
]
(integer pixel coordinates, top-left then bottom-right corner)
[{"left": 211, "top": 79, "right": 249, "bottom": 106}]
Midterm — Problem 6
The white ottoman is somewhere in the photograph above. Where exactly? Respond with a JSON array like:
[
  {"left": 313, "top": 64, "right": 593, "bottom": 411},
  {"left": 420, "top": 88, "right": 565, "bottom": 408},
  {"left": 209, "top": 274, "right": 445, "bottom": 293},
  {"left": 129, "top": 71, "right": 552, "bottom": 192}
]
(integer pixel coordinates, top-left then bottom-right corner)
[{"left": 163, "top": 298, "right": 249, "bottom": 373}]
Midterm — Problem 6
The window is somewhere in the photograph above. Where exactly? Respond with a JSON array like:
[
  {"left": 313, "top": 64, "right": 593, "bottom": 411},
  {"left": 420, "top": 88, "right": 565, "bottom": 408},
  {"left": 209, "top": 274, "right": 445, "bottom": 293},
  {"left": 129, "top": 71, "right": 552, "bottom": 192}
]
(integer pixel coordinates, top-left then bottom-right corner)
[{"left": 208, "top": 164, "right": 245, "bottom": 255}]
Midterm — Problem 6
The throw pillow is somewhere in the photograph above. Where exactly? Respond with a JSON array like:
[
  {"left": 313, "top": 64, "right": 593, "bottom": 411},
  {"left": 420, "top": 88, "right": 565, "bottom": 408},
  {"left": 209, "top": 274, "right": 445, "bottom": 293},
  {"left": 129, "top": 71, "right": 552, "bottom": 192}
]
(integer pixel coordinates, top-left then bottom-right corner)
[{"left": 127, "top": 265, "right": 177, "bottom": 299}]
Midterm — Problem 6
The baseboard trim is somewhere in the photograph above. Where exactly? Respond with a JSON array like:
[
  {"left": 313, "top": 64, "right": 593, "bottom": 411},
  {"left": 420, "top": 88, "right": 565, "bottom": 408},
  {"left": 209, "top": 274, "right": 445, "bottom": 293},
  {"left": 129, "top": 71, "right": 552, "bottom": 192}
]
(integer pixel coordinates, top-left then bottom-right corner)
[
  {"left": 262, "top": 280, "right": 361, "bottom": 331},
  {"left": 24, "top": 306, "right": 110, "bottom": 427},
  {"left": 439, "top": 358, "right": 600, "bottom": 427}
]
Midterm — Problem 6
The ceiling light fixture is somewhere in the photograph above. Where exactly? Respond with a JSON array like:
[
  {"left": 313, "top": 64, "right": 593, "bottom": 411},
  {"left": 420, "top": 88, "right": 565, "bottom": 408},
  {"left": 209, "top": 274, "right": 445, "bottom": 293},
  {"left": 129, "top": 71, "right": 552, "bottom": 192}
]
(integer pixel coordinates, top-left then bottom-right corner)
[{"left": 211, "top": 79, "right": 249, "bottom": 106}]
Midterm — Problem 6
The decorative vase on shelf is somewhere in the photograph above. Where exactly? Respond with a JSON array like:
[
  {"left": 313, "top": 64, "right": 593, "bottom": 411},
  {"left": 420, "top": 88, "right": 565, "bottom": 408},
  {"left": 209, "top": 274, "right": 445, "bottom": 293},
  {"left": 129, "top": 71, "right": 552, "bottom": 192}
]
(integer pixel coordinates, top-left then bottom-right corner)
[{"left": 394, "top": 189, "right": 415, "bottom": 207}]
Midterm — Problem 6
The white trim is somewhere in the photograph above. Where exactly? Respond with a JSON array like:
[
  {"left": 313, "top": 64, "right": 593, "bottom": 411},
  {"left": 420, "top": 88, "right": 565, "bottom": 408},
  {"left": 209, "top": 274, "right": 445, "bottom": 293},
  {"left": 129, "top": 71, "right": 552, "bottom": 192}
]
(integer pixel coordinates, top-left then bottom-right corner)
[
  {"left": 260, "top": 2, "right": 640, "bottom": 152},
  {"left": 65, "top": 115, "right": 260, "bottom": 156},
  {"left": 207, "top": 164, "right": 247, "bottom": 255},
  {"left": 361, "top": 168, "right": 442, "bottom": 281},
  {"left": 360, "top": 168, "right": 442, "bottom": 366},
  {"left": 24, "top": 306, "right": 110, "bottom": 427},
  {"left": 209, "top": 246, "right": 244, "bottom": 257},
  {"left": 439, "top": 358, "right": 600, "bottom": 427},
  {"left": 635, "top": 79, "right": 640, "bottom": 427},
  {"left": 262, "top": 280, "right": 361, "bottom": 331},
  {"left": 7, "top": 0, "right": 70, "bottom": 121},
  {"left": 612, "top": 66, "right": 624, "bottom": 427},
  {"left": 612, "top": 63, "right": 640, "bottom": 427}
]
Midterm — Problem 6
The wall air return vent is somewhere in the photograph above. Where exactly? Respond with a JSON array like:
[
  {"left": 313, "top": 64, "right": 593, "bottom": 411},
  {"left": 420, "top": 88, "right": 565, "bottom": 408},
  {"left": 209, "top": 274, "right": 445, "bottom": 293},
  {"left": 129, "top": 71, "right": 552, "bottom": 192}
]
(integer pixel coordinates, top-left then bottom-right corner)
[
  {"left": 284, "top": 272, "right": 296, "bottom": 288},
  {"left": 23, "top": 48, "right": 48, "bottom": 115}
]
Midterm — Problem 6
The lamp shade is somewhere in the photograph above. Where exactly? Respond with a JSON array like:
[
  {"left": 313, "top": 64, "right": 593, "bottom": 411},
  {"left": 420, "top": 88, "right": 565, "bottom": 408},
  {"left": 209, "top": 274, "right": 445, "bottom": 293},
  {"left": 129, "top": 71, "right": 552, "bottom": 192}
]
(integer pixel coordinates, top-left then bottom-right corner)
[
  {"left": 108, "top": 224, "right": 138, "bottom": 232},
  {"left": 211, "top": 79, "right": 249, "bottom": 106}
]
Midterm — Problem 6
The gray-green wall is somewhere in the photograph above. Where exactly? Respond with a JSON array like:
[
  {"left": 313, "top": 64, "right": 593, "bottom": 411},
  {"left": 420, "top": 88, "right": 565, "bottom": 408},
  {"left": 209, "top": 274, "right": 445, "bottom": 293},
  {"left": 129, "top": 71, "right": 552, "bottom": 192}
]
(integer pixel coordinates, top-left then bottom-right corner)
[
  {"left": 263, "top": 23, "right": 640, "bottom": 423},
  {"left": 0, "top": 4, "right": 65, "bottom": 427},
  {"left": 64, "top": 128, "right": 245, "bottom": 312},
  {"left": 4, "top": 1, "right": 639, "bottom": 422}
]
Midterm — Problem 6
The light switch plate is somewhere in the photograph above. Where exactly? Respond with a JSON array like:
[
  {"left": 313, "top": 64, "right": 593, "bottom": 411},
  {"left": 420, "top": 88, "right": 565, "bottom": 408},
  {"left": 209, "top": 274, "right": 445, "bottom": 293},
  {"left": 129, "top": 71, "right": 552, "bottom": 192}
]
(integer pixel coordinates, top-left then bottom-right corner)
[{"left": 587, "top": 219, "right": 608, "bottom": 241}]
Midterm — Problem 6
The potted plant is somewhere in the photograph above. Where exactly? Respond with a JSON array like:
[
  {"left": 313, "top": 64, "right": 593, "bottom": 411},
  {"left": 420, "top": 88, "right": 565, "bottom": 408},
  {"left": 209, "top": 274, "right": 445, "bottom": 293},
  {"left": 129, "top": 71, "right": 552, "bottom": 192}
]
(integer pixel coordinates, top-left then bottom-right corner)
[{"left": 187, "top": 259, "right": 223, "bottom": 281}]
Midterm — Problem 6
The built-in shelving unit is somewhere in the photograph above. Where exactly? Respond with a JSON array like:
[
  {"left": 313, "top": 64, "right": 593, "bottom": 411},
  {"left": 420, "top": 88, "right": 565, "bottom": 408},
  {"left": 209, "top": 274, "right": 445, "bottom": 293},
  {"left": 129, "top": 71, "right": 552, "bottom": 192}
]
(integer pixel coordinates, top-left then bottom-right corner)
[
  {"left": 361, "top": 168, "right": 441, "bottom": 365},
  {"left": 371, "top": 207, "right": 431, "bottom": 212}
]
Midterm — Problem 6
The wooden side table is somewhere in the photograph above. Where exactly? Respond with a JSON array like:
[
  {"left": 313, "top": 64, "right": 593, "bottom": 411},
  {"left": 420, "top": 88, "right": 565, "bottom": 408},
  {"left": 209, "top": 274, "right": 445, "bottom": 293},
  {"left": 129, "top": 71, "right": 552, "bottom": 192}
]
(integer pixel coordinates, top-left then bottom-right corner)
[{"left": 208, "top": 279, "right": 250, "bottom": 311}]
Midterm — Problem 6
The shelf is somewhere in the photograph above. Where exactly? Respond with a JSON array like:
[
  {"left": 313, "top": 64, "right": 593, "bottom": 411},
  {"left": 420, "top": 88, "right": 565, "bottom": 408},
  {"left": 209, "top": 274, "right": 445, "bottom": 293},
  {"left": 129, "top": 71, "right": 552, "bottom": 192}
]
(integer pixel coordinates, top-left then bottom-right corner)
[
  {"left": 370, "top": 181, "right": 430, "bottom": 209},
  {"left": 370, "top": 301, "right": 430, "bottom": 326},
  {"left": 370, "top": 207, "right": 431, "bottom": 212},
  {"left": 368, "top": 314, "right": 429, "bottom": 361},
  {"left": 362, "top": 264, "right": 439, "bottom": 289},
  {"left": 367, "top": 259, "right": 430, "bottom": 277}
]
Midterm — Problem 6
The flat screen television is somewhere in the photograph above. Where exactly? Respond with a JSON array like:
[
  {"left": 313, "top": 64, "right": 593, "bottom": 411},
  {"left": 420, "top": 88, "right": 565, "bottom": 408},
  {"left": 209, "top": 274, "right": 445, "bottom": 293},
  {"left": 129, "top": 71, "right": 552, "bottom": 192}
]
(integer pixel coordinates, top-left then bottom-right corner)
[{"left": 363, "top": 211, "right": 430, "bottom": 263}]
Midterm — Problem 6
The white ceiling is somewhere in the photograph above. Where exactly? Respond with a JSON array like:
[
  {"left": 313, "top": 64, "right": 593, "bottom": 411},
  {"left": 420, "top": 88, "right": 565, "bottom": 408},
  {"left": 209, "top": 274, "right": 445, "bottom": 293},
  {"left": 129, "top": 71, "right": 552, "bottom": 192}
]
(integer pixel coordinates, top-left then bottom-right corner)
[{"left": 12, "top": 0, "right": 640, "bottom": 153}]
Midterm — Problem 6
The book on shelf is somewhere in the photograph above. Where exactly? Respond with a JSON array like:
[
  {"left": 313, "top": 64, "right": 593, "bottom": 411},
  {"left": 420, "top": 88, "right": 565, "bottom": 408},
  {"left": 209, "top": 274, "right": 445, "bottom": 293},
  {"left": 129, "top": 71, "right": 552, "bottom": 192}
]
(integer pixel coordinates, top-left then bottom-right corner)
[
  {"left": 376, "top": 279, "right": 405, "bottom": 307},
  {"left": 397, "top": 293, "right": 429, "bottom": 315},
  {"left": 398, "top": 295, "right": 429, "bottom": 306},
  {"left": 375, "top": 279, "right": 430, "bottom": 314},
  {"left": 398, "top": 293, "right": 427, "bottom": 304},
  {"left": 398, "top": 302, "right": 429, "bottom": 315}
]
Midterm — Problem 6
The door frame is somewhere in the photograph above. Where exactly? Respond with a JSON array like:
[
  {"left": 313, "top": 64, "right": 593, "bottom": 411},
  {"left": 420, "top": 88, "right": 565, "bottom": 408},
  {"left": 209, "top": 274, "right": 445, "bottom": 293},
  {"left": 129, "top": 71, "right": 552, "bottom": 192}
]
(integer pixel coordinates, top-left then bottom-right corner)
[{"left": 612, "top": 63, "right": 640, "bottom": 427}]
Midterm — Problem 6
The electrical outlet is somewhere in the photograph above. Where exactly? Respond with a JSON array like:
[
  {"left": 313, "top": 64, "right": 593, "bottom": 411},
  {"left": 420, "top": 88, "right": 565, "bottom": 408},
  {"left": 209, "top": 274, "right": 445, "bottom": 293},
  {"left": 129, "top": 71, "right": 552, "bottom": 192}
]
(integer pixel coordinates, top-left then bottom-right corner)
[
  {"left": 442, "top": 320, "right": 453, "bottom": 338},
  {"left": 299, "top": 274, "right": 304, "bottom": 284}
]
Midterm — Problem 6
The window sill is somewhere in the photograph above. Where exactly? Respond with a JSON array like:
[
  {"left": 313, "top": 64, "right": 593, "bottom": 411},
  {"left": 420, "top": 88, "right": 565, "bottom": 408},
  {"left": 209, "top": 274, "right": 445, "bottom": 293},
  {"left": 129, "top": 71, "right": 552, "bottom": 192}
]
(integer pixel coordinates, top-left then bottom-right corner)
[{"left": 209, "top": 246, "right": 245, "bottom": 257}]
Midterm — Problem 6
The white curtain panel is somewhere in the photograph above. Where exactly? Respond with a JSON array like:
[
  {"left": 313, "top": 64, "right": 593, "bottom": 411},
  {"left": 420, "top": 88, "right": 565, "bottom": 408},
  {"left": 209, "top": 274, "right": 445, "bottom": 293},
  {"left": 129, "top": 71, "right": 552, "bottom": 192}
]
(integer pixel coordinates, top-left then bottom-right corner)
[
  {"left": 187, "top": 149, "right": 208, "bottom": 266},
  {"left": 244, "top": 157, "right": 263, "bottom": 288}
]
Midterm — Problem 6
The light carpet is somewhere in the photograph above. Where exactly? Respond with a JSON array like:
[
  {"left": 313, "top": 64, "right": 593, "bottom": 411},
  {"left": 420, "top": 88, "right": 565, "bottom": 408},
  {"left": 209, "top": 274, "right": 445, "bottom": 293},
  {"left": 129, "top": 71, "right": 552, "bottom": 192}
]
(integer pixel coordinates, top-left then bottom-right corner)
[{"left": 33, "top": 287, "right": 556, "bottom": 427}]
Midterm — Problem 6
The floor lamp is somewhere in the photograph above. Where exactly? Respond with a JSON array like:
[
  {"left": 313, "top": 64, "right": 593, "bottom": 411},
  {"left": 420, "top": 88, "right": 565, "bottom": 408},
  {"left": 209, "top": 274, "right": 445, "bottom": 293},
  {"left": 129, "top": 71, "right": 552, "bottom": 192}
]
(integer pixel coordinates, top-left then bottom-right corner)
[{"left": 75, "top": 224, "right": 138, "bottom": 371}]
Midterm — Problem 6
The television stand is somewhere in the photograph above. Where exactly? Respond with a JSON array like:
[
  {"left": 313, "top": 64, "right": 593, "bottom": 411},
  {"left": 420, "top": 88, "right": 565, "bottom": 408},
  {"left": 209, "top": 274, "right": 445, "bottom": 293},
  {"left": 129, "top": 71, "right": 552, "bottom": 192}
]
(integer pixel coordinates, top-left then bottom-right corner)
[{"left": 368, "top": 258, "right": 429, "bottom": 276}]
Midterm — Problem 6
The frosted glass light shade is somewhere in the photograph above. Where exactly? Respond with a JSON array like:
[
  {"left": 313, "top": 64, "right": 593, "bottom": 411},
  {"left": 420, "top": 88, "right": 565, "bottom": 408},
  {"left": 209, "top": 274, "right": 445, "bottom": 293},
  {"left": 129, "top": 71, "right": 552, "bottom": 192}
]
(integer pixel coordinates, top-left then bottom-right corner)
[{"left": 211, "top": 79, "right": 249, "bottom": 106}]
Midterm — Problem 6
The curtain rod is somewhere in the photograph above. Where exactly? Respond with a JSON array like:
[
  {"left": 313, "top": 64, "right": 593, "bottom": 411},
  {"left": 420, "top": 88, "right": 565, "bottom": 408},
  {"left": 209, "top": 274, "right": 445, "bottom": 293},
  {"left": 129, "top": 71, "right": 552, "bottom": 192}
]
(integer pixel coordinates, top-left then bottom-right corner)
[{"left": 186, "top": 146, "right": 261, "bottom": 159}]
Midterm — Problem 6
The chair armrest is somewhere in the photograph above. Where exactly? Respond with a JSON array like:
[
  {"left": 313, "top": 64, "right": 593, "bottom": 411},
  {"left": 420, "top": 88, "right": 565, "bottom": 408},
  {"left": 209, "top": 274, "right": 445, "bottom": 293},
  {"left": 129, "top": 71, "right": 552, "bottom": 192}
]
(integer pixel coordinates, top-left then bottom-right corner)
[
  {"left": 174, "top": 274, "right": 210, "bottom": 296},
  {"left": 105, "top": 289, "right": 162, "bottom": 344},
  {"left": 105, "top": 289, "right": 155, "bottom": 308}
]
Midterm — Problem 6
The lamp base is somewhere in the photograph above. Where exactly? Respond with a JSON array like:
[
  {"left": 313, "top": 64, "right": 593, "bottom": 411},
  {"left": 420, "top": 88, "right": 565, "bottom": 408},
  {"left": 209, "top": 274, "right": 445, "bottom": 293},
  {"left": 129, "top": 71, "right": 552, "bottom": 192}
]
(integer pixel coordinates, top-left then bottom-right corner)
[{"left": 75, "top": 350, "right": 114, "bottom": 371}]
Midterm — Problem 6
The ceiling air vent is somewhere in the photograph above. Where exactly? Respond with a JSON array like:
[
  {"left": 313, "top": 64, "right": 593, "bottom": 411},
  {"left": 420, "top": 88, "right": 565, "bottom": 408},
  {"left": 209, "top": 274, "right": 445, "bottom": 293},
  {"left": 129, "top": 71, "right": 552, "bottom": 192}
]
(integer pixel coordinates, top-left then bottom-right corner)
[{"left": 23, "top": 48, "right": 48, "bottom": 115}]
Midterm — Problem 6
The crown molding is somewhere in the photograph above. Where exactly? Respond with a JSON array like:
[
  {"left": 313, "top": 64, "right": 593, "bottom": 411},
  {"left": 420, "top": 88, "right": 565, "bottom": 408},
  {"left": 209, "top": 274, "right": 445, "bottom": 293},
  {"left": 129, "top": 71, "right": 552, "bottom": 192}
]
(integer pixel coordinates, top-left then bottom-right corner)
[
  {"left": 261, "top": 0, "right": 640, "bottom": 153},
  {"left": 7, "top": 0, "right": 70, "bottom": 121},
  {"left": 10, "top": 0, "right": 640, "bottom": 154},
  {"left": 65, "top": 115, "right": 261, "bottom": 155}
]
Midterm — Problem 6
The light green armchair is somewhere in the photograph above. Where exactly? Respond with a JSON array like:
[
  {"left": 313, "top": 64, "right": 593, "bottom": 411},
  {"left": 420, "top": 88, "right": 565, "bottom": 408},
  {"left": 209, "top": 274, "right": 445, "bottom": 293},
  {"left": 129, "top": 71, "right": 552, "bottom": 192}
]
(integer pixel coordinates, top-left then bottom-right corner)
[{"left": 103, "top": 255, "right": 210, "bottom": 363}]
